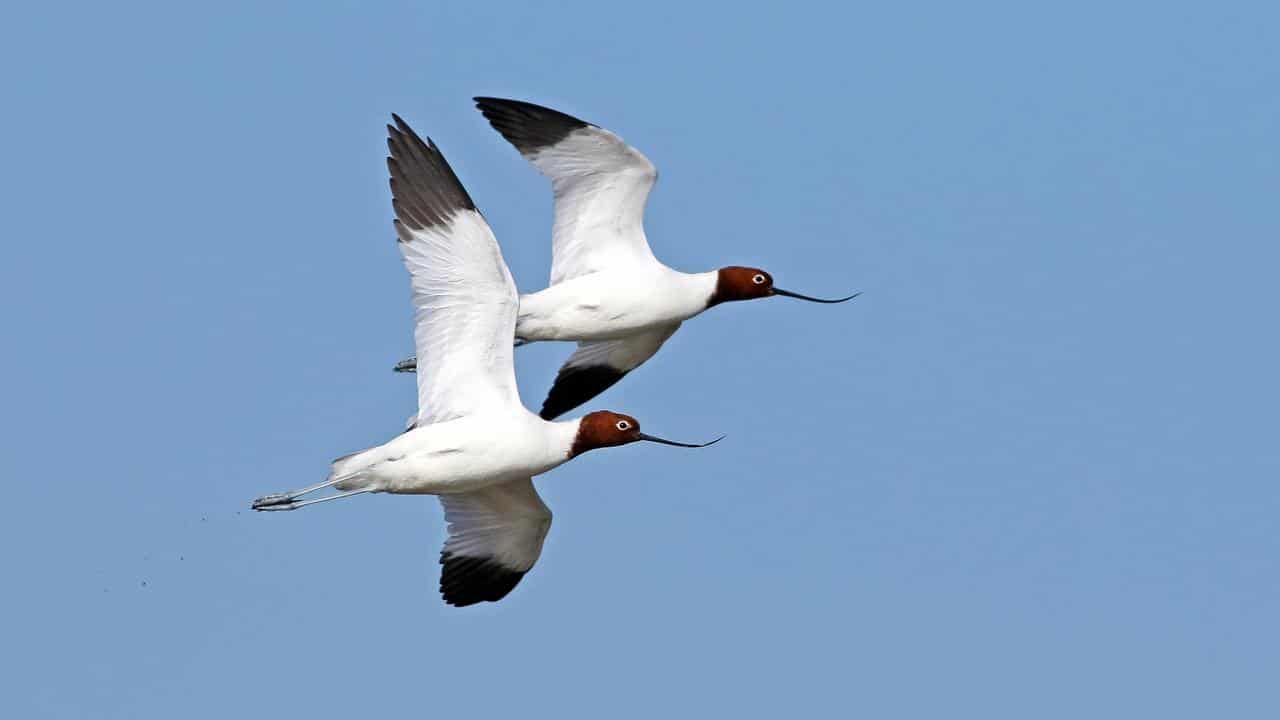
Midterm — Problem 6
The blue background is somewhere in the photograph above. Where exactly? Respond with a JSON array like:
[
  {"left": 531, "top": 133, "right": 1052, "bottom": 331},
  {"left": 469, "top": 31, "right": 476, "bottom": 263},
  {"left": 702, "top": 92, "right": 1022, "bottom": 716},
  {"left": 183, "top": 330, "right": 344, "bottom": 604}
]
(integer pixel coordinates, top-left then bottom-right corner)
[{"left": 4, "top": 1, "right": 1277, "bottom": 716}]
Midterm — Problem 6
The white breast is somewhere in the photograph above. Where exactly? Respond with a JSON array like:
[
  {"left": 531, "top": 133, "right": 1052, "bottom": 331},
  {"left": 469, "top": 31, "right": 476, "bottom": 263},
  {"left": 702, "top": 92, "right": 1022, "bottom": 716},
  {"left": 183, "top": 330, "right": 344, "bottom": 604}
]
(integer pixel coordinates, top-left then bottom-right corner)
[
  {"left": 517, "top": 267, "right": 716, "bottom": 342},
  {"left": 334, "top": 412, "right": 576, "bottom": 495}
]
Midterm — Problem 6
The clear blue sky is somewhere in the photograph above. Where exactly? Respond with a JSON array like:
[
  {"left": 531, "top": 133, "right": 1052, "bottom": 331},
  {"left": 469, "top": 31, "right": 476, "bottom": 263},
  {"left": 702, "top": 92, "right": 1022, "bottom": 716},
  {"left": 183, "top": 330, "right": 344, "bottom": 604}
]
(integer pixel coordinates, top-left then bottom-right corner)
[{"left": 3, "top": 1, "right": 1277, "bottom": 717}]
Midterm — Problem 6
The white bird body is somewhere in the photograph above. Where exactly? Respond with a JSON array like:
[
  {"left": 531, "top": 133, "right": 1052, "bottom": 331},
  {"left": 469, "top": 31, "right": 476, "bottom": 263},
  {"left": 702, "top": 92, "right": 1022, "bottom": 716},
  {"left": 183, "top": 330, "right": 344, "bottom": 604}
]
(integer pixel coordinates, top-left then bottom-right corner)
[
  {"left": 395, "top": 98, "right": 857, "bottom": 420},
  {"left": 516, "top": 266, "right": 717, "bottom": 342},
  {"left": 331, "top": 411, "right": 578, "bottom": 495}
]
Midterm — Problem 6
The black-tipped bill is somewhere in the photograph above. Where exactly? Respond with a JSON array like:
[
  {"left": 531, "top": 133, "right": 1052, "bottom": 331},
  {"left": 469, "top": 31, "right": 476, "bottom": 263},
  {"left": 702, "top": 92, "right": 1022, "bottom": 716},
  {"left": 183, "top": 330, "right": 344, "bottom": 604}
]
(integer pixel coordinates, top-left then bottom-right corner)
[
  {"left": 772, "top": 288, "right": 862, "bottom": 304},
  {"left": 637, "top": 433, "right": 725, "bottom": 448}
]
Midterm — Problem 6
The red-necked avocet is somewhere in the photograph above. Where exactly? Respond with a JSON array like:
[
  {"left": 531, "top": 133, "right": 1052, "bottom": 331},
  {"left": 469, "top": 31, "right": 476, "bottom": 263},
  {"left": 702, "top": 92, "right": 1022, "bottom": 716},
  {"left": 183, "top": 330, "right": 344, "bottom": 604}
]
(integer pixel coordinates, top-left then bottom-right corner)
[
  {"left": 394, "top": 97, "right": 859, "bottom": 420},
  {"left": 252, "top": 115, "right": 720, "bottom": 607}
]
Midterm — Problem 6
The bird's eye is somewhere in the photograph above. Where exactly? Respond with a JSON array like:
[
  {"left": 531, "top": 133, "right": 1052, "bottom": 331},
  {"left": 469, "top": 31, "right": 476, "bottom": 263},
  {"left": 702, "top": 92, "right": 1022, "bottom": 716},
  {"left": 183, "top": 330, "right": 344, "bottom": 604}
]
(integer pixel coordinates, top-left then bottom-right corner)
[
  {"left": 752, "top": 274, "right": 767, "bottom": 285},
  {"left": 616, "top": 420, "right": 631, "bottom": 431}
]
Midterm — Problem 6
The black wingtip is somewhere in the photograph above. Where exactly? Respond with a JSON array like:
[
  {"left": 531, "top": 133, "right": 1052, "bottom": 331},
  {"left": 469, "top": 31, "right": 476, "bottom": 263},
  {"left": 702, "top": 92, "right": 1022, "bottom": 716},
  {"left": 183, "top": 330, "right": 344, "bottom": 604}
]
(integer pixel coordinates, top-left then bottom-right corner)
[
  {"left": 439, "top": 552, "right": 527, "bottom": 607},
  {"left": 539, "top": 365, "right": 628, "bottom": 420},
  {"left": 473, "top": 97, "right": 592, "bottom": 156},
  {"left": 385, "top": 114, "right": 477, "bottom": 231}
]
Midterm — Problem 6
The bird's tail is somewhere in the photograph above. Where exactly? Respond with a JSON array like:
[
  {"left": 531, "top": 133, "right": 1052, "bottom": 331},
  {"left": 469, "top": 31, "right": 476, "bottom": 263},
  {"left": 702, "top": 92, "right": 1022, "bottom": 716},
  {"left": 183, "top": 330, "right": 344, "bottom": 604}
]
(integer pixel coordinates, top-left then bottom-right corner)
[{"left": 328, "top": 451, "right": 380, "bottom": 492}]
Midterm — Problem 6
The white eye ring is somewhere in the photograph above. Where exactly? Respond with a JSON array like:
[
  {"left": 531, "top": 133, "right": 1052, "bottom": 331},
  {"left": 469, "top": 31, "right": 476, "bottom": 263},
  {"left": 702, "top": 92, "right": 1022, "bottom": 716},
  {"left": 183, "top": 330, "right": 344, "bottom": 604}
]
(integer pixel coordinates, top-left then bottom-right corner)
[
  {"left": 752, "top": 274, "right": 767, "bottom": 285},
  {"left": 615, "top": 420, "right": 631, "bottom": 431}
]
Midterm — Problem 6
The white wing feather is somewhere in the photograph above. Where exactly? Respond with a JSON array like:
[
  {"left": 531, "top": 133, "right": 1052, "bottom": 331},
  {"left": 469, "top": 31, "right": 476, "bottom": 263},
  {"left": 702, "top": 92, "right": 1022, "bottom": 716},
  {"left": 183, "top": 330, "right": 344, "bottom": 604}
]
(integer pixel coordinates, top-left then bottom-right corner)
[
  {"left": 399, "top": 213, "right": 519, "bottom": 424},
  {"left": 439, "top": 478, "right": 553, "bottom": 571},
  {"left": 537, "top": 128, "right": 658, "bottom": 284},
  {"left": 475, "top": 98, "right": 660, "bottom": 285},
  {"left": 387, "top": 116, "right": 521, "bottom": 424}
]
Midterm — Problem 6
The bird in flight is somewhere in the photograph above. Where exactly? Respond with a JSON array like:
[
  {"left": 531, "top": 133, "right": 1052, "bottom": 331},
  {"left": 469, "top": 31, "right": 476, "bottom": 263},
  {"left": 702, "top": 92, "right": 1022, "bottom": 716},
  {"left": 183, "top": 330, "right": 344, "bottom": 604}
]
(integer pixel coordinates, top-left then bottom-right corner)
[
  {"left": 253, "top": 115, "right": 720, "bottom": 607},
  {"left": 394, "top": 97, "right": 859, "bottom": 420}
]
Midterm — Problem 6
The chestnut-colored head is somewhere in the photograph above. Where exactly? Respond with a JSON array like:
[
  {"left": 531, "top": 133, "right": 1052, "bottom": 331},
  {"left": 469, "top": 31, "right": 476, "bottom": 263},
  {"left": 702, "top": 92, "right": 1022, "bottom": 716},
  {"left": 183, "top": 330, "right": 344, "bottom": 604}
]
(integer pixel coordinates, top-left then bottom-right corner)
[
  {"left": 709, "top": 266, "right": 775, "bottom": 306},
  {"left": 570, "top": 411, "right": 643, "bottom": 456},
  {"left": 710, "top": 266, "right": 862, "bottom": 307},
  {"left": 569, "top": 411, "right": 726, "bottom": 457}
]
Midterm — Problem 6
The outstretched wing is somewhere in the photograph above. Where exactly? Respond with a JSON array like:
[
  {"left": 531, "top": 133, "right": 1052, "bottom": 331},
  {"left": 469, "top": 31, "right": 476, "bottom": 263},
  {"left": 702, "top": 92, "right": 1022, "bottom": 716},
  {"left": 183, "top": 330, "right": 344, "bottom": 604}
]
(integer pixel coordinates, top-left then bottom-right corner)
[
  {"left": 387, "top": 115, "right": 521, "bottom": 424},
  {"left": 474, "top": 97, "right": 659, "bottom": 285},
  {"left": 539, "top": 323, "right": 681, "bottom": 420},
  {"left": 438, "top": 478, "right": 553, "bottom": 607}
]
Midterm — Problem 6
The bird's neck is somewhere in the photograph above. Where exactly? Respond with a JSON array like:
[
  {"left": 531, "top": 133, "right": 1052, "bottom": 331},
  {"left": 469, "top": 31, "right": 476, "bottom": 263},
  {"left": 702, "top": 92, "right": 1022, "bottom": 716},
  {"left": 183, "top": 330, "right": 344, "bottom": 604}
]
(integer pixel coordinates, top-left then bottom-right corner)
[
  {"left": 548, "top": 418, "right": 588, "bottom": 461},
  {"left": 683, "top": 270, "right": 721, "bottom": 311}
]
